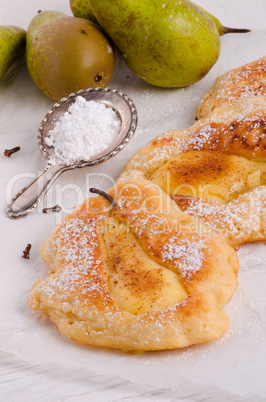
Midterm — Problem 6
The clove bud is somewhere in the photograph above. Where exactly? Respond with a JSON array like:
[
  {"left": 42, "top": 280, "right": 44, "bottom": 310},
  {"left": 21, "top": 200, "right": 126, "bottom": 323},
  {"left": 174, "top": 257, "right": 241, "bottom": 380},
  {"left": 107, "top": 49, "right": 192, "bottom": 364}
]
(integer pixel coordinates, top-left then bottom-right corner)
[
  {"left": 42, "top": 205, "right": 62, "bottom": 213},
  {"left": 4, "top": 146, "right": 21, "bottom": 158},
  {"left": 22, "top": 244, "right": 32, "bottom": 259}
]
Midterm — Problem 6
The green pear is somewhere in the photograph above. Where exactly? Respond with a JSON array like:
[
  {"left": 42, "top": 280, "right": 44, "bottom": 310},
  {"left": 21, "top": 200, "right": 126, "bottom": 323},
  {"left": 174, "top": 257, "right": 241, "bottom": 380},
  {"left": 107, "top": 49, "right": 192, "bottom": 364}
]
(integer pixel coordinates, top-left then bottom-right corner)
[
  {"left": 0, "top": 26, "right": 26, "bottom": 80},
  {"left": 26, "top": 11, "right": 115, "bottom": 101},
  {"left": 69, "top": 0, "right": 98, "bottom": 24},
  {"left": 79, "top": 0, "right": 250, "bottom": 37},
  {"left": 88, "top": 0, "right": 221, "bottom": 88}
]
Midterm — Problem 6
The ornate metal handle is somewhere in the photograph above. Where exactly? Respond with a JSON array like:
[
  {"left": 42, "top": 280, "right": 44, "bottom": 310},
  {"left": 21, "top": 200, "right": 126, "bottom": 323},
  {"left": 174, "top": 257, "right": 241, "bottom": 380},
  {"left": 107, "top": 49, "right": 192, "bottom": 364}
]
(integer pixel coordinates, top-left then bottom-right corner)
[{"left": 7, "top": 163, "right": 68, "bottom": 219}]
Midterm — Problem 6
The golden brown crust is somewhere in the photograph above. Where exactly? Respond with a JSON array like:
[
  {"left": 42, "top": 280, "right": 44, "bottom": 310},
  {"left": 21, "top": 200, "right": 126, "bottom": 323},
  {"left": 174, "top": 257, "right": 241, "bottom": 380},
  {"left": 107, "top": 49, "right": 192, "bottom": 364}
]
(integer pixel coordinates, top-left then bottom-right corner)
[
  {"left": 148, "top": 148, "right": 266, "bottom": 244},
  {"left": 173, "top": 184, "right": 266, "bottom": 249},
  {"left": 150, "top": 150, "right": 266, "bottom": 203},
  {"left": 119, "top": 95, "right": 266, "bottom": 249},
  {"left": 119, "top": 96, "right": 266, "bottom": 181},
  {"left": 28, "top": 180, "right": 238, "bottom": 351},
  {"left": 196, "top": 56, "right": 266, "bottom": 119}
]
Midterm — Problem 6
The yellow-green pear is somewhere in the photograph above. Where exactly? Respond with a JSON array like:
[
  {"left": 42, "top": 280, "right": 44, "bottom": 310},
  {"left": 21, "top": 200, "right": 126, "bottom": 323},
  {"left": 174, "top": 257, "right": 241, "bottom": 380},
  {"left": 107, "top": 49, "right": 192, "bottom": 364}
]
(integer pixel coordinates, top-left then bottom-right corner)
[
  {"left": 0, "top": 25, "right": 26, "bottom": 80},
  {"left": 69, "top": 0, "right": 98, "bottom": 24},
  {"left": 26, "top": 11, "right": 115, "bottom": 101},
  {"left": 88, "top": 0, "right": 221, "bottom": 88}
]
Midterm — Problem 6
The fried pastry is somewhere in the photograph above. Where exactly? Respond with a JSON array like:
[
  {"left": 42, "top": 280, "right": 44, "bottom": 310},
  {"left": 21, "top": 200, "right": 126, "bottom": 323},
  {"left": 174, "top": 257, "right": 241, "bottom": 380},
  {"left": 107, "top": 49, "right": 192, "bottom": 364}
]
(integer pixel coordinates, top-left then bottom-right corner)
[
  {"left": 119, "top": 97, "right": 266, "bottom": 248},
  {"left": 120, "top": 96, "right": 266, "bottom": 181},
  {"left": 149, "top": 150, "right": 266, "bottom": 248},
  {"left": 148, "top": 149, "right": 266, "bottom": 249},
  {"left": 150, "top": 150, "right": 266, "bottom": 204},
  {"left": 172, "top": 185, "right": 266, "bottom": 250},
  {"left": 28, "top": 180, "right": 238, "bottom": 351},
  {"left": 196, "top": 56, "right": 266, "bottom": 119}
]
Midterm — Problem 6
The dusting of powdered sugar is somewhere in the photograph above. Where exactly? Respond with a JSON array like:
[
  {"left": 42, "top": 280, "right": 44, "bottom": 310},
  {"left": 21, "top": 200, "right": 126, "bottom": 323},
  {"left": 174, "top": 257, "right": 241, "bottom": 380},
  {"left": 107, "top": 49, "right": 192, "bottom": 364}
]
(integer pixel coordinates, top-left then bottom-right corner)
[
  {"left": 214, "top": 59, "right": 266, "bottom": 103},
  {"left": 183, "top": 199, "right": 242, "bottom": 240},
  {"left": 184, "top": 123, "right": 221, "bottom": 151},
  {"left": 161, "top": 235, "right": 205, "bottom": 278},
  {"left": 177, "top": 186, "right": 266, "bottom": 247},
  {"left": 39, "top": 217, "right": 111, "bottom": 304},
  {"left": 45, "top": 96, "right": 121, "bottom": 164},
  {"left": 198, "top": 58, "right": 266, "bottom": 112}
]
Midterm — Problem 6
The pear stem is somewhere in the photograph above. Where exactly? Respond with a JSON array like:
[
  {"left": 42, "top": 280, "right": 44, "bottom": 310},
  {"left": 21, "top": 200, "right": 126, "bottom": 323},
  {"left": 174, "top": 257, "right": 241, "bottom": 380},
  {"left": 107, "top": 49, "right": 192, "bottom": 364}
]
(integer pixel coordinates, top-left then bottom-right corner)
[
  {"left": 89, "top": 187, "right": 117, "bottom": 208},
  {"left": 221, "top": 26, "right": 251, "bottom": 35}
]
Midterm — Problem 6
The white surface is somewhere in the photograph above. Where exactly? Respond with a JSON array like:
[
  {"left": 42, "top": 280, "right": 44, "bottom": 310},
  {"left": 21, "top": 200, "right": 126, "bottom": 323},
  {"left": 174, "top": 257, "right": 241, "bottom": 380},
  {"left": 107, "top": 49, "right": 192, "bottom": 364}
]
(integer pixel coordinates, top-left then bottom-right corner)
[{"left": 1, "top": 0, "right": 266, "bottom": 400}]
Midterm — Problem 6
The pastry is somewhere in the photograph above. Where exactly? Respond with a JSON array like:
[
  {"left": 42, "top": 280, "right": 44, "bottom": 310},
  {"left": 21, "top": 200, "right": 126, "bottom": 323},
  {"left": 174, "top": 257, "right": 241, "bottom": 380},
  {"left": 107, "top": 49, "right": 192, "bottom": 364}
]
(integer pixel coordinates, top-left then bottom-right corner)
[
  {"left": 196, "top": 56, "right": 266, "bottom": 119},
  {"left": 28, "top": 179, "right": 238, "bottom": 351},
  {"left": 119, "top": 96, "right": 266, "bottom": 248},
  {"left": 120, "top": 96, "right": 266, "bottom": 181},
  {"left": 172, "top": 185, "right": 266, "bottom": 249}
]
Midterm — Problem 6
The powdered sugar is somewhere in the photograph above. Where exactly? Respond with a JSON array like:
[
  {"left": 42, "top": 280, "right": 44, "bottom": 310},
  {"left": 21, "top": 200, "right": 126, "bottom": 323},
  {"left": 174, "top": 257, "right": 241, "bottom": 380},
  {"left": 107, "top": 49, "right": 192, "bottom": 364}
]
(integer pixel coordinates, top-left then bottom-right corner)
[
  {"left": 116, "top": 196, "right": 206, "bottom": 279},
  {"left": 38, "top": 217, "right": 112, "bottom": 306},
  {"left": 184, "top": 123, "right": 221, "bottom": 151},
  {"left": 45, "top": 96, "right": 121, "bottom": 164},
  {"left": 176, "top": 185, "right": 266, "bottom": 248},
  {"left": 161, "top": 235, "right": 205, "bottom": 278}
]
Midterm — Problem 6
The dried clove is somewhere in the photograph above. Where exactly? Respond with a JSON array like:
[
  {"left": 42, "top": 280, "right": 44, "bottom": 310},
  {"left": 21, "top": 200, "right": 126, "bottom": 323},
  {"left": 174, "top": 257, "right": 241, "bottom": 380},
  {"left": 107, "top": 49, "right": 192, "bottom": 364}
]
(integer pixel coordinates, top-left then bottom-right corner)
[
  {"left": 89, "top": 188, "right": 117, "bottom": 208},
  {"left": 4, "top": 146, "right": 21, "bottom": 158},
  {"left": 22, "top": 244, "right": 32, "bottom": 260},
  {"left": 42, "top": 205, "right": 62, "bottom": 213}
]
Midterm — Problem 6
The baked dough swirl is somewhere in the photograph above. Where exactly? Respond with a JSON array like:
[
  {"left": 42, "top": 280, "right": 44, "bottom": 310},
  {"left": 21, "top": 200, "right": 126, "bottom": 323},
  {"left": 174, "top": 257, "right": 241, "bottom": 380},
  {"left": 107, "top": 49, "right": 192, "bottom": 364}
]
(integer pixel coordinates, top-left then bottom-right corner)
[{"left": 28, "top": 180, "right": 238, "bottom": 351}]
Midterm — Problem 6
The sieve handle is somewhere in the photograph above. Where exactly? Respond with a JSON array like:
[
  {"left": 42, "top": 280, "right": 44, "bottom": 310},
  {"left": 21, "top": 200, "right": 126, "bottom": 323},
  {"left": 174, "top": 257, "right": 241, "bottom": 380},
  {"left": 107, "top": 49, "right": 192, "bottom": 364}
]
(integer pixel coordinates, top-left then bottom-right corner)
[{"left": 7, "top": 163, "right": 67, "bottom": 219}]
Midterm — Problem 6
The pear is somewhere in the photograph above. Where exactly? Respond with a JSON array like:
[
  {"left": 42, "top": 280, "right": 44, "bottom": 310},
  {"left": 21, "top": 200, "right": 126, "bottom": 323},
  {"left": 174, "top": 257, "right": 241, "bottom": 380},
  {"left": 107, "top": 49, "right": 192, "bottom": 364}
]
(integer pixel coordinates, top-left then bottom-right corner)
[
  {"left": 79, "top": 0, "right": 250, "bottom": 36},
  {"left": 69, "top": 0, "right": 98, "bottom": 24},
  {"left": 26, "top": 11, "right": 115, "bottom": 101},
  {"left": 0, "top": 26, "right": 26, "bottom": 80},
  {"left": 88, "top": 0, "right": 221, "bottom": 88}
]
